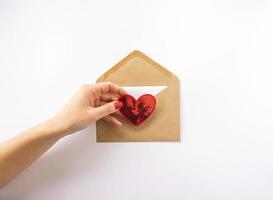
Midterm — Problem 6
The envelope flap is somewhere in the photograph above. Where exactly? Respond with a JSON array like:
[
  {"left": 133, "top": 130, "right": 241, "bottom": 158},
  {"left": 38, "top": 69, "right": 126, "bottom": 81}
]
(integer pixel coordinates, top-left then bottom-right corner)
[{"left": 96, "top": 50, "right": 179, "bottom": 86}]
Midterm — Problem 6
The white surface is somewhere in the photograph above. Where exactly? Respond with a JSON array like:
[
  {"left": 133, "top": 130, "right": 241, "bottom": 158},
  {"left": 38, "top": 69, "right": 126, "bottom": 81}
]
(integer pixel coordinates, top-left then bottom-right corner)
[
  {"left": 122, "top": 86, "right": 167, "bottom": 99},
  {"left": 1, "top": 0, "right": 273, "bottom": 199}
]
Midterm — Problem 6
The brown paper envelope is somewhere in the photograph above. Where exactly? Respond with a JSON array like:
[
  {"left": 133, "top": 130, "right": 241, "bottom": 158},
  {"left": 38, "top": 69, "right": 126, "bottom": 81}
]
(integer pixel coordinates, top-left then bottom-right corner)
[{"left": 96, "top": 50, "right": 180, "bottom": 142}]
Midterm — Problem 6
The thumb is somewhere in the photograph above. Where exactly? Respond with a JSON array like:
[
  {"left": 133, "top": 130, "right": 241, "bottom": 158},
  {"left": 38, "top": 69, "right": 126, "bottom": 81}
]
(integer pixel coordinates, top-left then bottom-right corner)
[{"left": 92, "top": 101, "right": 123, "bottom": 121}]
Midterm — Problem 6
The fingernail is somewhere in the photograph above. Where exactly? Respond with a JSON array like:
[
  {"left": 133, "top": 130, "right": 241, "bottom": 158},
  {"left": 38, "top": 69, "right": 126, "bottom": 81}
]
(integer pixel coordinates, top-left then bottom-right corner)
[
  {"left": 115, "top": 101, "right": 123, "bottom": 110},
  {"left": 116, "top": 121, "right": 122, "bottom": 127}
]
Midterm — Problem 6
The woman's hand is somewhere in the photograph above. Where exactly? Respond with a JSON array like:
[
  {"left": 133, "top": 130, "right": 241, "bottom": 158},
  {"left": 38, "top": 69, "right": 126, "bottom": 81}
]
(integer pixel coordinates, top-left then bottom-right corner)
[
  {"left": 0, "top": 82, "right": 126, "bottom": 188},
  {"left": 51, "top": 82, "right": 126, "bottom": 136}
]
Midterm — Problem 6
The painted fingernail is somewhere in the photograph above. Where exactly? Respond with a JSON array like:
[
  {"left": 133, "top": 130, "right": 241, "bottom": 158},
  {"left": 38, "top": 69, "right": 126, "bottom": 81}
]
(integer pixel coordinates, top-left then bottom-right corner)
[
  {"left": 115, "top": 101, "right": 123, "bottom": 110},
  {"left": 116, "top": 121, "right": 122, "bottom": 127}
]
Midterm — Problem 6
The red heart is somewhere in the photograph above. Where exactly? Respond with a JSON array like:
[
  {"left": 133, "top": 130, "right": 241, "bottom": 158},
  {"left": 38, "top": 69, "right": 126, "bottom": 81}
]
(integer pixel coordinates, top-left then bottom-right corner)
[{"left": 118, "top": 94, "right": 157, "bottom": 126}]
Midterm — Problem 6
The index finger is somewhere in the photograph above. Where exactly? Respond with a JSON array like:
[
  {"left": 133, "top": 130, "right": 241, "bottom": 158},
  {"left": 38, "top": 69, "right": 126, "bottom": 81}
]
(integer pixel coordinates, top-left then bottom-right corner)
[{"left": 95, "top": 82, "right": 127, "bottom": 96}]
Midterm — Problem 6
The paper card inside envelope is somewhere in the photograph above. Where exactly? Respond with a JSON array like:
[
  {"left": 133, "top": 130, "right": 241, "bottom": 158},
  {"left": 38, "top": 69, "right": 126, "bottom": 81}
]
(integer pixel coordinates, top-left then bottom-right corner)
[
  {"left": 96, "top": 50, "right": 181, "bottom": 142},
  {"left": 122, "top": 86, "right": 167, "bottom": 99}
]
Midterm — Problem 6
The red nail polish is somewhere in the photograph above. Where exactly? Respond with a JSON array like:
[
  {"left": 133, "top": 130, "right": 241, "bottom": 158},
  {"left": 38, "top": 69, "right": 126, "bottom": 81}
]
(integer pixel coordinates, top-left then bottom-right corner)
[{"left": 115, "top": 101, "right": 123, "bottom": 110}]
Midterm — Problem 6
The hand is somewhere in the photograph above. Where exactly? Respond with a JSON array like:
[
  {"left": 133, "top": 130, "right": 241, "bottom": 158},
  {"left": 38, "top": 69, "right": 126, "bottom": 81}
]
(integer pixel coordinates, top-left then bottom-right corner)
[
  {"left": 51, "top": 82, "right": 127, "bottom": 136},
  {"left": 0, "top": 82, "right": 127, "bottom": 188}
]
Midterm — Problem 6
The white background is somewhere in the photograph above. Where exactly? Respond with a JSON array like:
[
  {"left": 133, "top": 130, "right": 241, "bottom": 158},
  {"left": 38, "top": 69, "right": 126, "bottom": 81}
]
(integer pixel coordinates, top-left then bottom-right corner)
[{"left": 1, "top": 0, "right": 273, "bottom": 199}]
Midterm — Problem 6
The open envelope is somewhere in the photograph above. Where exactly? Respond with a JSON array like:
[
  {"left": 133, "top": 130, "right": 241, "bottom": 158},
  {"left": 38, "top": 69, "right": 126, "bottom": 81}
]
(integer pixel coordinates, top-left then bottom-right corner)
[{"left": 96, "top": 50, "right": 180, "bottom": 142}]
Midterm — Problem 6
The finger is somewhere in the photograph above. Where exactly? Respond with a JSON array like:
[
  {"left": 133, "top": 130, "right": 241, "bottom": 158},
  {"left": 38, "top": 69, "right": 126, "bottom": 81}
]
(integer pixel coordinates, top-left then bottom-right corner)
[
  {"left": 94, "top": 99, "right": 100, "bottom": 107},
  {"left": 92, "top": 101, "right": 123, "bottom": 120},
  {"left": 100, "top": 93, "right": 119, "bottom": 102},
  {"left": 98, "top": 101, "right": 107, "bottom": 106},
  {"left": 114, "top": 110, "right": 123, "bottom": 118},
  {"left": 95, "top": 82, "right": 127, "bottom": 96},
  {"left": 102, "top": 116, "right": 122, "bottom": 127},
  {"left": 99, "top": 101, "right": 123, "bottom": 117}
]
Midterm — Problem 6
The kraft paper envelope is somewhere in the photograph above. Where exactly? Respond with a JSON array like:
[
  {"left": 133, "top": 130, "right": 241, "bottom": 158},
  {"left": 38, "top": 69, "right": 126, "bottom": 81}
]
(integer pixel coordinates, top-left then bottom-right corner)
[{"left": 96, "top": 50, "right": 180, "bottom": 142}]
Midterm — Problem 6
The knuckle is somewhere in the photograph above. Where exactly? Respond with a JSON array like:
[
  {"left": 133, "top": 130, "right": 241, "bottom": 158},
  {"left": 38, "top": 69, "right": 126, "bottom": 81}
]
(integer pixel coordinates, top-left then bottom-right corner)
[{"left": 105, "top": 82, "right": 114, "bottom": 89}]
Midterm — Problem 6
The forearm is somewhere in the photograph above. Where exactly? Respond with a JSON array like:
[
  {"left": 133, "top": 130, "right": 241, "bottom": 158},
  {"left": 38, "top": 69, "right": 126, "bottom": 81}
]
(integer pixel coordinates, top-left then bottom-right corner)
[{"left": 0, "top": 118, "right": 67, "bottom": 189}]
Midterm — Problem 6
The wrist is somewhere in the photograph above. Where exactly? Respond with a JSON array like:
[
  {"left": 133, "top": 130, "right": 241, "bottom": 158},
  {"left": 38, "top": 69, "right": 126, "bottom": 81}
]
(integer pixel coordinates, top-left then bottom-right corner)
[{"left": 41, "top": 117, "right": 72, "bottom": 140}]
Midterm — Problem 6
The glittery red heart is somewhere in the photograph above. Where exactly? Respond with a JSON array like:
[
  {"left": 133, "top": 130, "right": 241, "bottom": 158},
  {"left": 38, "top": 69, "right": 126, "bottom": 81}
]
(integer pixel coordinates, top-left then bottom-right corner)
[{"left": 118, "top": 94, "right": 156, "bottom": 126}]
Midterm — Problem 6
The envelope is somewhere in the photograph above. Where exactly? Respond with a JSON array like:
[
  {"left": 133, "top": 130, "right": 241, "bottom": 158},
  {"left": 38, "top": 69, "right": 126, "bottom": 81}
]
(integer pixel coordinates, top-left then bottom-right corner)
[{"left": 96, "top": 50, "right": 180, "bottom": 142}]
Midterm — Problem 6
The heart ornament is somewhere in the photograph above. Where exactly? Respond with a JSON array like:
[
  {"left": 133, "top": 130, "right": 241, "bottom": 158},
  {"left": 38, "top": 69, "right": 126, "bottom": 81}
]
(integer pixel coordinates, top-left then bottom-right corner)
[{"left": 118, "top": 94, "right": 157, "bottom": 126}]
